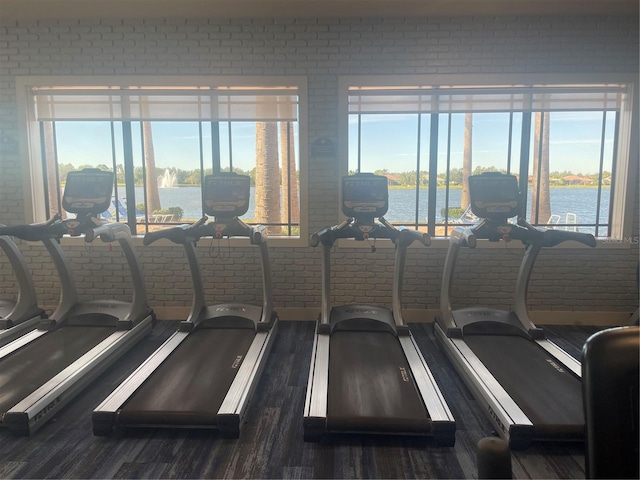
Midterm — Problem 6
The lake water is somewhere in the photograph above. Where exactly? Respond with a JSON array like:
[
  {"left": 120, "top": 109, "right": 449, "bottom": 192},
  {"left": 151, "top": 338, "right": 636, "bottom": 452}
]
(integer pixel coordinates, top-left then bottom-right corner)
[{"left": 129, "top": 186, "right": 610, "bottom": 228}]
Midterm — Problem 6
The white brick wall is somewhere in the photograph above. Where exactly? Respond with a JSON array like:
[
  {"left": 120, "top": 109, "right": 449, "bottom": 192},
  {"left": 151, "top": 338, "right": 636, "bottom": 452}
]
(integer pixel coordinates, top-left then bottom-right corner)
[{"left": 0, "top": 15, "right": 638, "bottom": 318}]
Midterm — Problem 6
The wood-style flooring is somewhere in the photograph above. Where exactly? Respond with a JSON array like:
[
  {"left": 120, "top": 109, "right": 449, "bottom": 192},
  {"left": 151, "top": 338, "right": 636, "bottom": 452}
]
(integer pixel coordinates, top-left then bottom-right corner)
[{"left": 0, "top": 321, "right": 603, "bottom": 479}]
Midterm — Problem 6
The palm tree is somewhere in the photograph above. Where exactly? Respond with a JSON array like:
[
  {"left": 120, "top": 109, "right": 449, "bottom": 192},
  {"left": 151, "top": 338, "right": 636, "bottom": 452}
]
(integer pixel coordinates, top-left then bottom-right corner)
[
  {"left": 460, "top": 113, "right": 473, "bottom": 209},
  {"left": 142, "top": 121, "right": 161, "bottom": 214},
  {"left": 42, "top": 121, "right": 64, "bottom": 218},
  {"left": 255, "top": 97, "right": 281, "bottom": 234},
  {"left": 531, "top": 112, "right": 551, "bottom": 224},
  {"left": 279, "top": 120, "right": 299, "bottom": 228},
  {"left": 141, "top": 97, "right": 161, "bottom": 216}
]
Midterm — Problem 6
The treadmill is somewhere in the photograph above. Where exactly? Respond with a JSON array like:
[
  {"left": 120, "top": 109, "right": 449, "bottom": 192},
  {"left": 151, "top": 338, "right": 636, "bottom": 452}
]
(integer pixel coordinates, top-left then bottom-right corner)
[
  {"left": 0, "top": 169, "right": 155, "bottom": 436},
  {"left": 304, "top": 173, "right": 456, "bottom": 445},
  {"left": 434, "top": 172, "right": 597, "bottom": 449},
  {"left": 93, "top": 172, "right": 278, "bottom": 438},
  {"left": 0, "top": 231, "right": 45, "bottom": 347}
]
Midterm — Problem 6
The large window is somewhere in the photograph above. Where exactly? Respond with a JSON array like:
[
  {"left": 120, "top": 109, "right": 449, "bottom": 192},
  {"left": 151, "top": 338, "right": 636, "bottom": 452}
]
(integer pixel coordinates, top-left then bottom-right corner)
[
  {"left": 344, "top": 79, "right": 635, "bottom": 239},
  {"left": 20, "top": 77, "right": 306, "bottom": 241}
]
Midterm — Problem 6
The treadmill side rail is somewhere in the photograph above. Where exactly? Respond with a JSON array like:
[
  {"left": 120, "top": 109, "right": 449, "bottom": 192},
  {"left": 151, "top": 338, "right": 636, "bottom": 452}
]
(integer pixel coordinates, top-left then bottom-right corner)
[
  {"left": 5, "top": 315, "right": 153, "bottom": 436},
  {"left": 217, "top": 318, "right": 279, "bottom": 438},
  {"left": 303, "top": 329, "right": 330, "bottom": 441},
  {"left": 434, "top": 323, "right": 534, "bottom": 449},
  {"left": 398, "top": 334, "right": 456, "bottom": 446},
  {"left": 536, "top": 339, "right": 582, "bottom": 378},
  {"left": 0, "top": 329, "right": 48, "bottom": 361},
  {"left": 92, "top": 329, "right": 190, "bottom": 434},
  {"left": 0, "top": 316, "right": 42, "bottom": 348}
]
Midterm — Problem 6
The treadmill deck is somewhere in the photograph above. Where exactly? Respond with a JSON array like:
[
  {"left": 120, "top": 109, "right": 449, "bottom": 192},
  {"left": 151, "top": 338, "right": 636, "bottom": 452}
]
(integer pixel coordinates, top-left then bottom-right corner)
[
  {"left": 464, "top": 333, "right": 583, "bottom": 439},
  {"left": 327, "top": 330, "right": 430, "bottom": 434},
  {"left": 0, "top": 326, "right": 115, "bottom": 416},
  {"left": 116, "top": 328, "right": 256, "bottom": 426}
]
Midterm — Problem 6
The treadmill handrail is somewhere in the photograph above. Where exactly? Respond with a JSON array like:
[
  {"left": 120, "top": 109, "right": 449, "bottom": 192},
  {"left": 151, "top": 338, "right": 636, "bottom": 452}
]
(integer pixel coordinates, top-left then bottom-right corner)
[
  {"left": 146, "top": 216, "right": 274, "bottom": 329},
  {"left": 539, "top": 228, "right": 597, "bottom": 248},
  {"left": 469, "top": 217, "right": 596, "bottom": 248},
  {"left": 393, "top": 225, "right": 432, "bottom": 248},
  {"left": 143, "top": 217, "right": 208, "bottom": 246},
  {"left": 84, "top": 222, "right": 132, "bottom": 243},
  {"left": 0, "top": 231, "right": 42, "bottom": 324},
  {"left": 0, "top": 215, "right": 67, "bottom": 241},
  {"left": 311, "top": 216, "right": 403, "bottom": 248},
  {"left": 1, "top": 214, "right": 151, "bottom": 327},
  {"left": 439, "top": 217, "right": 596, "bottom": 337},
  {"left": 391, "top": 226, "right": 431, "bottom": 330},
  {"left": 450, "top": 226, "right": 477, "bottom": 248},
  {"left": 144, "top": 217, "right": 267, "bottom": 247}
]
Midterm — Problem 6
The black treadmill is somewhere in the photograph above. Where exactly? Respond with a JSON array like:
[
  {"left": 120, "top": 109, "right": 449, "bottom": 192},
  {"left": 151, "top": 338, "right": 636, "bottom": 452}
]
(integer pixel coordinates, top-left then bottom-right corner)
[
  {"left": 303, "top": 173, "right": 456, "bottom": 445},
  {"left": 0, "top": 231, "right": 45, "bottom": 347},
  {"left": 434, "top": 172, "right": 597, "bottom": 449},
  {"left": 93, "top": 172, "right": 278, "bottom": 438},
  {"left": 0, "top": 169, "right": 155, "bottom": 435}
]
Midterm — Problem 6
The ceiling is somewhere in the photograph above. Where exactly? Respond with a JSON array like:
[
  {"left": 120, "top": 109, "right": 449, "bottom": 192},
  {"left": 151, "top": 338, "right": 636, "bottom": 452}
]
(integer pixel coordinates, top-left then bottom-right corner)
[{"left": 0, "top": 0, "right": 637, "bottom": 21}]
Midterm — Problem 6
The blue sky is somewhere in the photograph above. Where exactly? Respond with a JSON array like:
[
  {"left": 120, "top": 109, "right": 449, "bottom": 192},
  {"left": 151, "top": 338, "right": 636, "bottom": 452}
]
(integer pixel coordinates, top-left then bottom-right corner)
[
  {"left": 349, "top": 111, "right": 615, "bottom": 175},
  {"left": 54, "top": 110, "right": 614, "bottom": 176}
]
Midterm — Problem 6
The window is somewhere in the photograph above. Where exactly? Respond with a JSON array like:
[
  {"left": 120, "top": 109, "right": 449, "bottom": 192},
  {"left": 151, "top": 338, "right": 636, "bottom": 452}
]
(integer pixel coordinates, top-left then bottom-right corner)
[
  {"left": 20, "top": 77, "right": 307, "bottom": 242},
  {"left": 343, "top": 78, "right": 635, "bottom": 239}
]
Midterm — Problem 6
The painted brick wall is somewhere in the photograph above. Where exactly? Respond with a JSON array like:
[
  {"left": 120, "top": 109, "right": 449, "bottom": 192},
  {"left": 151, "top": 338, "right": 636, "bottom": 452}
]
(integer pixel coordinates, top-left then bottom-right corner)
[{"left": 0, "top": 15, "right": 638, "bottom": 319}]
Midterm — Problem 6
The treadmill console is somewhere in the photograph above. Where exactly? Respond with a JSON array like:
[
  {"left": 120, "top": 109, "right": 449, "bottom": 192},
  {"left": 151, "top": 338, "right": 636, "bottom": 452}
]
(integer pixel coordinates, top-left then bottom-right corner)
[
  {"left": 342, "top": 173, "right": 389, "bottom": 219},
  {"left": 203, "top": 173, "right": 251, "bottom": 218},
  {"left": 469, "top": 172, "right": 521, "bottom": 221},
  {"left": 62, "top": 169, "right": 114, "bottom": 215}
]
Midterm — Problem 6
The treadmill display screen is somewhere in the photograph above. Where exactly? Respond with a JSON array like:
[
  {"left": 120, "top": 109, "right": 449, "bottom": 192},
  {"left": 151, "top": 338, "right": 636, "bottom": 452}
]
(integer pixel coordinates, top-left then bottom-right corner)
[
  {"left": 342, "top": 174, "right": 389, "bottom": 218},
  {"left": 203, "top": 174, "right": 250, "bottom": 217},
  {"left": 62, "top": 170, "right": 114, "bottom": 214},
  {"left": 469, "top": 173, "right": 521, "bottom": 220}
]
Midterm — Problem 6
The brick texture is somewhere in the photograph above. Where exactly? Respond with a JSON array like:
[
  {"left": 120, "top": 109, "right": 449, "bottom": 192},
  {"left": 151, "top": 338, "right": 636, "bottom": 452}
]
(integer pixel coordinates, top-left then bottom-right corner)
[{"left": 0, "top": 15, "right": 638, "bottom": 317}]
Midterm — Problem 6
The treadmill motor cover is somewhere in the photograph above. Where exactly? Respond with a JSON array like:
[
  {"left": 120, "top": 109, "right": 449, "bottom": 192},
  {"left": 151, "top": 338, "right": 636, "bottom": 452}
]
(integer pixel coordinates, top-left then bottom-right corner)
[
  {"left": 203, "top": 173, "right": 251, "bottom": 218},
  {"left": 342, "top": 173, "right": 389, "bottom": 219},
  {"left": 469, "top": 173, "right": 521, "bottom": 221},
  {"left": 62, "top": 169, "right": 114, "bottom": 215}
]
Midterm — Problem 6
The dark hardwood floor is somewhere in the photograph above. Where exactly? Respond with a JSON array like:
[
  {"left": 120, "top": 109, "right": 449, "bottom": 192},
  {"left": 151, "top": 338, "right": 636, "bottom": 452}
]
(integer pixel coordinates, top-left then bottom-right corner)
[{"left": 0, "top": 321, "right": 603, "bottom": 479}]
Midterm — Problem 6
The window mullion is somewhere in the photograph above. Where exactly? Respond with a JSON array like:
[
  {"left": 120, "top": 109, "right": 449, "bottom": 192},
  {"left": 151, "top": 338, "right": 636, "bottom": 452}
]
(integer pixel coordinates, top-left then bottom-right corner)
[
  {"left": 427, "top": 112, "right": 439, "bottom": 237},
  {"left": 506, "top": 112, "right": 514, "bottom": 175},
  {"left": 286, "top": 121, "right": 292, "bottom": 235},
  {"left": 110, "top": 121, "right": 119, "bottom": 204},
  {"left": 607, "top": 112, "right": 621, "bottom": 238},
  {"left": 38, "top": 122, "right": 52, "bottom": 218},
  {"left": 121, "top": 121, "right": 137, "bottom": 233},
  {"left": 444, "top": 114, "right": 453, "bottom": 236},
  {"left": 518, "top": 110, "right": 533, "bottom": 218},
  {"left": 357, "top": 114, "right": 362, "bottom": 172},
  {"left": 211, "top": 122, "right": 221, "bottom": 174},
  {"left": 414, "top": 113, "right": 422, "bottom": 229},
  {"left": 594, "top": 111, "right": 608, "bottom": 237},
  {"left": 228, "top": 122, "right": 234, "bottom": 171},
  {"left": 533, "top": 112, "right": 545, "bottom": 224},
  {"left": 139, "top": 122, "right": 149, "bottom": 231},
  {"left": 199, "top": 121, "right": 206, "bottom": 216}
]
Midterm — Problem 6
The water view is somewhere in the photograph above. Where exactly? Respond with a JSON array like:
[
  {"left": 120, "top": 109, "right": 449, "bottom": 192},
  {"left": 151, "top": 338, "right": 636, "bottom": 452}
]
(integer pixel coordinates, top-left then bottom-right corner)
[{"left": 120, "top": 186, "right": 609, "bottom": 231}]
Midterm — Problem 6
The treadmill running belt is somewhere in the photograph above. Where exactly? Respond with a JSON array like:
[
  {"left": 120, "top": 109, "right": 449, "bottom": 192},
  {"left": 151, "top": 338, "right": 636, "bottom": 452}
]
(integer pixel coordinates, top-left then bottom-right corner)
[
  {"left": 465, "top": 334, "right": 584, "bottom": 439},
  {"left": 327, "top": 330, "right": 430, "bottom": 434},
  {"left": 0, "top": 326, "right": 115, "bottom": 415},
  {"left": 117, "top": 328, "right": 255, "bottom": 426}
]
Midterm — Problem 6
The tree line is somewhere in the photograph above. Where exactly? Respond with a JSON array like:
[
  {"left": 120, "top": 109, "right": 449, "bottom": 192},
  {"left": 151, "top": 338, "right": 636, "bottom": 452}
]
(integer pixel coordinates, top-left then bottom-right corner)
[{"left": 57, "top": 163, "right": 256, "bottom": 186}]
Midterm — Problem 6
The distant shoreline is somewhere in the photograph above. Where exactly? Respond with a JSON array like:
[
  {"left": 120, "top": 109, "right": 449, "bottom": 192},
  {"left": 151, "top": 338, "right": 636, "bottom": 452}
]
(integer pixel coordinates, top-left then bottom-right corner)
[
  {"left": 108, "top": 183, "right": 611, "bottom": 189},
  {"left": 386, "top": 184, "right": 610, "bottom": 190}
]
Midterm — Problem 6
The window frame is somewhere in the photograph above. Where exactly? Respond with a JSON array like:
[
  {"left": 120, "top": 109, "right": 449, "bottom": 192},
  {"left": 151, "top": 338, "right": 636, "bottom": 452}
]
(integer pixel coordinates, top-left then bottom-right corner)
[
  {"left": 16, "top": 75, "right": 309, "bottom": 248},
  {"left": 338, "top": 73, "right": 638, "bottom": 247}
]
